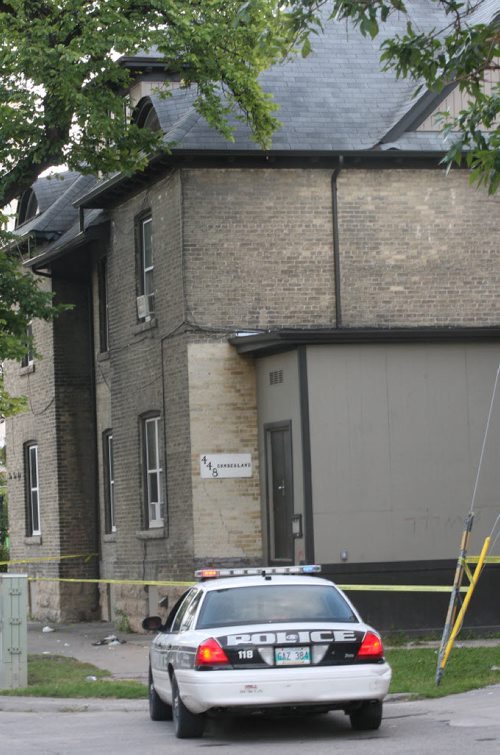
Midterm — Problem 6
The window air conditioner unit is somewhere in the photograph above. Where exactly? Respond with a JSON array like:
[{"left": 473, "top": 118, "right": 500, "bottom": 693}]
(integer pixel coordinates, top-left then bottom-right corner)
[{"left": 136, "top": 294, "right": 149, "bottom": 320}]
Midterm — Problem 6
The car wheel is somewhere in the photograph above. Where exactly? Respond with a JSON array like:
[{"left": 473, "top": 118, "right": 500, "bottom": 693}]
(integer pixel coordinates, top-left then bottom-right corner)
[
  {"left": 349, "top": 700, "right": 383, "bottom": 731},
  {"left": 171, "top": 674, "right": 205, "bottom": 738},
  {"left": 148, "top": 666, "right": 172, "bottom": 721}
]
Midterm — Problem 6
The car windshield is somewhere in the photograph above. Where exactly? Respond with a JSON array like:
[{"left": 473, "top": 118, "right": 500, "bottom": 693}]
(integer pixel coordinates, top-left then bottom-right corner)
[{"left": 196, "top": 584, "right": 357, "bottom": 629}]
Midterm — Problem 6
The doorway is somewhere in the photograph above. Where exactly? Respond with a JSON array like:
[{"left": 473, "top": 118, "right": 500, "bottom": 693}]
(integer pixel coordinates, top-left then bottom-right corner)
[{"left": 265, "top": 422, "right": 294, "bottom": 563}]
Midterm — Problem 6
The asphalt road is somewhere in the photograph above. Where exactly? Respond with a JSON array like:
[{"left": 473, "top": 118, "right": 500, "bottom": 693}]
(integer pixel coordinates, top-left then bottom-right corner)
[{"left": 1, "top": 685, "right": 499, "bottom": 755}]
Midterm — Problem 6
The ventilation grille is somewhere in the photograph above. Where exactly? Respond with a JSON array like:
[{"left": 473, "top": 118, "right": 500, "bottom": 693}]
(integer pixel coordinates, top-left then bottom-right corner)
[{"left": 269, "top": 369, "right": 284, "bottom": 386}]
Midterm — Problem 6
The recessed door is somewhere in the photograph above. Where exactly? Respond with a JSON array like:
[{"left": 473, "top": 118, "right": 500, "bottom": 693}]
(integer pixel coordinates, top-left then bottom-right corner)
[{"left": 266, "top": 423, "right": 294, "bottom": 563}]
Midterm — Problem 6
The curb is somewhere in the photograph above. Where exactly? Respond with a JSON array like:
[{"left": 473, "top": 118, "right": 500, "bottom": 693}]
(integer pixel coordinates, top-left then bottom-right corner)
[{"left": 0, "top": 695, "right": 148, "bottom": 713}]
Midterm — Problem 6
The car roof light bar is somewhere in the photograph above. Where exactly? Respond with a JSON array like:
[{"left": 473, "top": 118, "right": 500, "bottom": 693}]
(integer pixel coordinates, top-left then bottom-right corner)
[{"left": 195, "top": 565, "right": 321, "bottom": 579}]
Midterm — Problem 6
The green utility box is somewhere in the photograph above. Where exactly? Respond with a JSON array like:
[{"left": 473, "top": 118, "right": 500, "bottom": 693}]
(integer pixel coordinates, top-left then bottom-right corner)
[{"left": 0, "top": 574, "right": 28, "bottom": 688}]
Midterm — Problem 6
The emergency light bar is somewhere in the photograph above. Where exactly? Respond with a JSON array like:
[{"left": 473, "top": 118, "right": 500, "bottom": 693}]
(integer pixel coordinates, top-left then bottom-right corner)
[{"left": 195, "top": 565, "right": 321, "bottom": 579}]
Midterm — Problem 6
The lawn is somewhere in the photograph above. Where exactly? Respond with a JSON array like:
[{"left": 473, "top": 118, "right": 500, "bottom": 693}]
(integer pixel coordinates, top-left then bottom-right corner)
[
  {"left": 0, "top": 647, "right": 499, "bottom": 699},
  {"left": 386, "top": 645, "right": 500, "bottom": 698},
  {"left": 0, "top": 655, "right": 147, "bottom": 698}
]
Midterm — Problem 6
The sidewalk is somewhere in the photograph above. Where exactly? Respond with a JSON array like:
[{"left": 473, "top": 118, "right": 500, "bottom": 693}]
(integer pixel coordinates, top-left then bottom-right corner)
[{"left": 27, "top": 620, "right": 150, "bottom": 682}]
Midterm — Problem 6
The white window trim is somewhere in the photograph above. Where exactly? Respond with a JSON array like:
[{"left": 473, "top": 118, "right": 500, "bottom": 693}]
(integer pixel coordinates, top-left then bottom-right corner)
[
  {"left": 144, "top": 416, "right": 164, "bottom": 528},
  {"left": 21, "top": 322, "right": 34, "bottom": 369},
  {"left": 106, "top": 433, "right": 116, "bottom": 533},
  {"left": 141, "top": 216, "right": 154, "bottom": 318},
  {"left": 27, "top": 444, "right": 41, "bottom": 536}
]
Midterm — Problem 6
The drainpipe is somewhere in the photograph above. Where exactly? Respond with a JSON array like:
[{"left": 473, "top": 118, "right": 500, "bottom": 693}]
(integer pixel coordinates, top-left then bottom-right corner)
[{"left": 331, "top": 157, "right": 344, "bottom": 327}]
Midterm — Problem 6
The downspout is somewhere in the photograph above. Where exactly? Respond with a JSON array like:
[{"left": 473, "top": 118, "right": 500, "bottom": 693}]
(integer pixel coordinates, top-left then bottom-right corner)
[{"left": 331, "top": 156, "right": 344, "bottom": 327}]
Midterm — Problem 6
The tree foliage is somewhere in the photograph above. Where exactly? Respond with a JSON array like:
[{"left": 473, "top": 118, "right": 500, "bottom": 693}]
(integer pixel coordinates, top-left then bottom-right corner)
[
  {"left": 0, "top": 0, "right": 295, "bottom": 416},
  {"left": 0, "top": 0, "right": 297, "bottom": 209}
]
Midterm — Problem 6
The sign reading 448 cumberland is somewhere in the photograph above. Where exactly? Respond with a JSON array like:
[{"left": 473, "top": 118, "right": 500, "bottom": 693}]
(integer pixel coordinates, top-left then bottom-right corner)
[{"left": 200, "top": 453, "right": 252, "bottom": 479}]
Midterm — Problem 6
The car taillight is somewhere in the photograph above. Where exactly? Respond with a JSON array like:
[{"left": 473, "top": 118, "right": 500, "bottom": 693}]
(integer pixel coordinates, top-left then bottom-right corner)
[
  {"left": 195, "top": 638, "right": 231, "bottom": 668},
  {"left": 356, "top": 631, "right": 384, "bottom": 660}
]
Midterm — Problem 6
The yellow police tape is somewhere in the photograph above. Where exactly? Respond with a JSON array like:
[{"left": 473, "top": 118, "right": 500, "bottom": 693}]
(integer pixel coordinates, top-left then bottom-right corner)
[
  {"left": 30, "top": 577, "right": 195, "bottom": 587},
  {"left": 25, "top": 576, "right": 467, "bottom": 592},
  {"left": 2, "top": 552, "right": 496, "bottom": 592},
  {"left": 0, "top": 553, "right": 98, "bottom": 566}
]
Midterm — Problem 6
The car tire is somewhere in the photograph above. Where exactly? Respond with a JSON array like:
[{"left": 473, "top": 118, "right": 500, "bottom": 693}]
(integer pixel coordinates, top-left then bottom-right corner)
[
  {"left": 172, "top": 674, "right": 205, "bottom": 738},
  {"left": 148, "top": 666, "right": 173, "bottom": 721},
  {"left": 349, "top": 700, "right": 383, "bottom": 731}
]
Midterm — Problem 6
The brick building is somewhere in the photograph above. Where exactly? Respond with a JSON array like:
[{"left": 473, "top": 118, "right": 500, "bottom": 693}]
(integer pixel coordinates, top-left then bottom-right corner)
[{"left": 5, "top": 3, "right": 500, "bottom": 630}]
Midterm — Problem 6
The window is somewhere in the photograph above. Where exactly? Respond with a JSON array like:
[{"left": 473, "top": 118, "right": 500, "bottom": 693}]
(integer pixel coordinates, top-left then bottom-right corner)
[
  {"left": 25, "top": 442, "right": 41, "bottom": 536},
  {"left": 15, "top": 189, "right": 39, "bottom": 228},
  {"left": 20, "top": 322, "right": 34, "bottom": 369},
  {"left": 196, "top": 585, "right": 356, "bottom": 630},
  {"left": 137, "top": 215, "right": 154, "bottom": 319},
  {"left": 103, "top": 431, "right": 115, "bottom": 533},
  {"left": 142, "top": 415, "right": 164, "bottom": 527},
  {"left": 97, "top": 258, "right": 109, "bottom": 353}
]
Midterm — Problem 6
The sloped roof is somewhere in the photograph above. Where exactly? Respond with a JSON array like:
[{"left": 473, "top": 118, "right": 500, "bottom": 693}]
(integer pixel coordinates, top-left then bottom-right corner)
[
  {"left": 146, "top": 0, "right": 453, "bottom": 153},
  {"left": 16, "top": 1, "right": 500, "bottom": 244},
  {"left": 14, "top": 173, "right": 97, "bottom": 240}
]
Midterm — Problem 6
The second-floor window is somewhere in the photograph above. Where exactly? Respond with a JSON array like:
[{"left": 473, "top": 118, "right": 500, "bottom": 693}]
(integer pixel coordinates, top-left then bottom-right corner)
[
  {"left": 25, "top": 442, "right": 41, "bottom": 536},
  {"left": 21, "top": 322, "right": 34, "bottom": 368},
  {"left": 137, "top": 215, "right": 154, "bottom": 319},
  {"left": 103, "top": 430, "right": 115, "bottom": 533},
  {"left": 142, "top": 415, "right": 164, "bottom": 528},
  {"left": 97, "top": 258, "right": 109, "bottom": 353}
]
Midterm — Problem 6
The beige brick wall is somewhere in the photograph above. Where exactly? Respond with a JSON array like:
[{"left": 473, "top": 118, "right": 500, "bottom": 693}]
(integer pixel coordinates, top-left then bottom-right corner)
[
  {"left": 182, "top": 168, "right": 336, "bottom": 329},
  {"left": 188, "top": 342, "right": 262, "bottom": 564},
  {"left": 338, "top": 169, "right": 500, "bottom": 326}
]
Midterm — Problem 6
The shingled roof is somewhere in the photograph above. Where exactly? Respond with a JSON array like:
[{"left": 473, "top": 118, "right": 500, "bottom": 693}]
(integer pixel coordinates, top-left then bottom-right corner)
[
  {"left": 15, "top": 0, "right": 500, "bottom": 247},
  {"left": 146, "top": 0, "right": 495, "bottom": 154}
]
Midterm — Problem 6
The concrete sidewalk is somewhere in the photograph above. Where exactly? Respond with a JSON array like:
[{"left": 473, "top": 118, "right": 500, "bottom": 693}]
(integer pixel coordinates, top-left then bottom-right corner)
[{"left": 27, "top": 621, "right": 150, "bottom": 683}]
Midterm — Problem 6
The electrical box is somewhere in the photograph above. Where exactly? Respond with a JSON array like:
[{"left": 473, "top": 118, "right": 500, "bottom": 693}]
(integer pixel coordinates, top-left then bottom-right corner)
[{"left": 0, "top": 574, "right": 28, "bottom": 689}]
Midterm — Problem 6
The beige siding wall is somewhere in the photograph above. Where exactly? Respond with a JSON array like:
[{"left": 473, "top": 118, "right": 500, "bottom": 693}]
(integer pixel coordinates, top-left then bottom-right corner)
[{"left": 307, "top": 342, "right": 500, "bottom": 563}]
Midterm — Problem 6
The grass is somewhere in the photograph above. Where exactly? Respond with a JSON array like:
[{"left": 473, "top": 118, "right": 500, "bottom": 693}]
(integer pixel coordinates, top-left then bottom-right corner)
[
  {"left": 0, "top": 655, "right": 147, "bottom": 699},
  {"left": 386, "top": 645, "right": 500, "bottom": 698},
  {"left": 1, "top": 647, "right": 499, "bottom": 700}
]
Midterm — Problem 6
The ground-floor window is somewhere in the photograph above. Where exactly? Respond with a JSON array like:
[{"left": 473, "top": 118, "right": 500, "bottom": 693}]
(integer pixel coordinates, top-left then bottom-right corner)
[
  {"left": 103, "top": 430, "right": 116, "bottom": 533},
  {"left": 24, "top": 442, "right": 40, "bottom": 536},
  {"left": 142, "top": 415, "right": 165, "bottom": 528}
]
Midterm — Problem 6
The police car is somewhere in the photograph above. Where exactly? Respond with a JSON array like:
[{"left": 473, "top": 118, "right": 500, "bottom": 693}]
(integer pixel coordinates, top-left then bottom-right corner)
[{"left": 142, "top": 565, "right": 391, "bottom": 739}]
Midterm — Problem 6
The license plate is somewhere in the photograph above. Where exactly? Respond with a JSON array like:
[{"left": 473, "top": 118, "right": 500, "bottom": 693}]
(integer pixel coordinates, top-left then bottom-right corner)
[{"left": 275, "top": 646, "right": 311, "bottom": 666}]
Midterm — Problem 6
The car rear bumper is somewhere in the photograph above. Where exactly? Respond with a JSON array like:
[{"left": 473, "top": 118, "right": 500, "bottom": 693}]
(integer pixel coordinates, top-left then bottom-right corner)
[{"left": 176, "top": 662, "right": 392, "bottom": 714}]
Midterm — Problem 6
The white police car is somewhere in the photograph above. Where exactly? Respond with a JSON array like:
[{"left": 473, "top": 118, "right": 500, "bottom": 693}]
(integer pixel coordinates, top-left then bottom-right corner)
[{"left": 142, "top": 565, "right": 391, "bottom": 739}]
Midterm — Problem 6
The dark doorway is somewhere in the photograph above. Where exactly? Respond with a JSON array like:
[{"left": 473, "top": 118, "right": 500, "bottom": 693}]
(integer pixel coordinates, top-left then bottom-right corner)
[{"left": 265, "top": 422, "right": 294, "bottom": 563}]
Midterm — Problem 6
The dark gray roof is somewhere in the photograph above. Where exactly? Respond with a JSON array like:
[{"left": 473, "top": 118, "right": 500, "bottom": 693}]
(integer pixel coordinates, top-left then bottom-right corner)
[
  {"left": 147, "top": 0, "right": 455, "bottom": 153},
  {"left": 31, "top": 171, "right": 80, "bottom": 215},
  {"left": 14, "top": 173, "right": 97, "bottom": 240}
]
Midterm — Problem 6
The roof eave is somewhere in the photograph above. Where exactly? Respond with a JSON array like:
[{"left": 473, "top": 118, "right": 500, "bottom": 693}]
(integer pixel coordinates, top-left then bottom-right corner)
[
  {"left": 75, "top": 146, "right": 451, "bottom": 209},
  {"left": 229, "top": 327, "right": 500, "bottom": 356}
]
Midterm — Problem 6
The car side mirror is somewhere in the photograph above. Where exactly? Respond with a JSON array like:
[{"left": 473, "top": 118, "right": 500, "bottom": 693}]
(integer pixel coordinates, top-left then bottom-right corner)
[{"left": 142, "top": 615, "right": 164, "bottom": 632}]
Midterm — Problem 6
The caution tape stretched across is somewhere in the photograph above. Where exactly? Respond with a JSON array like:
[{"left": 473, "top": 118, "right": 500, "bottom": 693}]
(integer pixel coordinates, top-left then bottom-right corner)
[
  {"left": 25, "top": 575, "right": 468, "bottom": 592},
  {"left": 0, "top": 553, "right": 98, "bottom": 566},
  {"left": 2, "top": 551, "right": 496, "bottom": 591}
]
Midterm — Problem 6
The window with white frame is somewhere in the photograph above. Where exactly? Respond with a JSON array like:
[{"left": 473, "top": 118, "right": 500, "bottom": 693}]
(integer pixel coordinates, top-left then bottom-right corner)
[
  {"left": 21, "top": 322, "right": 34, "bottom": 368},
  {"left": 97, "top": 258, "right": 109, "bottom": 353},
  {"left": 137, "top": 215, "right": 154, "bottom": 319},
  {"left": 142, "top": 415, "right": 165, "bottom": 528},
  {"left": 25, "top": 442, "right": 40, "bottom": 536},
  {"left": 103, "top": 430, "right": 116, "bottom": 533}
]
